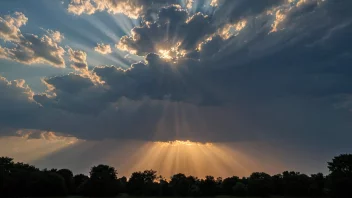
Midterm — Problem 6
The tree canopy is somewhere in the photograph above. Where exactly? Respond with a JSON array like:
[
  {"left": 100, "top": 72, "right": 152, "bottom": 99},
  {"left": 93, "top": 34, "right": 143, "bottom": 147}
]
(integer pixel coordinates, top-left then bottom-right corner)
[{"left": 1, "top": 154, "right": 352, "bottom": 197}]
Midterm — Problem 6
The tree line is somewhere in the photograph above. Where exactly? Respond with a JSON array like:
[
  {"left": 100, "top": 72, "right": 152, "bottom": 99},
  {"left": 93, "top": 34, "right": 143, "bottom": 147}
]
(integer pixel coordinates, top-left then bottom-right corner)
[{"left": 0, "top": 154, "right": 351, "bottom": 197}]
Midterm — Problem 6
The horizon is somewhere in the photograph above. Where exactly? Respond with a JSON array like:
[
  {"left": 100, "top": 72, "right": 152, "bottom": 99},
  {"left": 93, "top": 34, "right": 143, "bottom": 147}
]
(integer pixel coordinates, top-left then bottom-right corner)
[{"left": 0, "top": 153, "right": 342, "bottom": 180}]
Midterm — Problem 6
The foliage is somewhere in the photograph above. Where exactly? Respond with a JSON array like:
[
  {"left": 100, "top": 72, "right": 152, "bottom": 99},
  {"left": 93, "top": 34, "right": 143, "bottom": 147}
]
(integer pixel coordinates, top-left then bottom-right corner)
[
  {"left": 0, "top": 154, "right": 352, "bottom": 197},
  {"left": 327, "top": 154, "right": 352, "bottom": 197},
  {"left": 80, "top": 164, "right": 119, "bottom": 197}
]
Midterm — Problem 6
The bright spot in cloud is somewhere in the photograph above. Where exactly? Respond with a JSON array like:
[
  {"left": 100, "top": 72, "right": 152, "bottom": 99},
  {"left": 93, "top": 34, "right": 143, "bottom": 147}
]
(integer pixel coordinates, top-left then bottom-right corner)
[
  {"left": 158, "top": 43, "right": 186, "bottom": 61},
  {"left": 219, "top": 20, "right": 247, "bottom": 39},
  {"left": 270, "top": 9, "right": 286, "bottom": 33},
  {"left": 210, "top": 0, "right": 219, "bottom": 7},
  {"left": 94, "top": 43, "right": 112, "bottom": 54}
]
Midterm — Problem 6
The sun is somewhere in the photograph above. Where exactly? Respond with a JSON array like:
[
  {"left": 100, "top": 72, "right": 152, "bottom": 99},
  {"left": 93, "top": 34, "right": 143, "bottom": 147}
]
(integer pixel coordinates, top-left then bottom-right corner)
[
  {"left": 157, "top": 43, "right": 187, "bottom": 61},
  {"left": 158, "top": 49, "right": 173, "bottom": 60}
]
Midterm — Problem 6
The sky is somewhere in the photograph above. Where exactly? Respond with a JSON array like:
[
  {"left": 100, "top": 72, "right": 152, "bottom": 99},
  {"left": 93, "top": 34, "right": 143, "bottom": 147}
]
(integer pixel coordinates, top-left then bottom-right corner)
[{"left": 0, "top": 0, "right": 352, "bottom": 178}]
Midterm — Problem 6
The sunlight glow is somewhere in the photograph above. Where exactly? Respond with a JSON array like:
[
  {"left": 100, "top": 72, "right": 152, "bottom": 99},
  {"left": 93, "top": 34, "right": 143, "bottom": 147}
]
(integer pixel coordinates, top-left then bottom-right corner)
[
  {"left": 158, "top": 49, "right": 173, "bottom": 60},
  {"left": 219, "top": 20, "right": 247, "bottom": 39},
  {"left": 107, "top": 140, "right": 269, "bottom": 178},
  {"left": 158, "top": 43, "right": 187, "bottom": 62},
  {"left": 270, "top": 9, "right": 286, "bottom": 33},
  {"left": 155, "top": 140, "right": 213, "bottom": 147},
  {"left": 0, "top": 132, "right": 79, "bottom": 163},
  {"left": 210, "top": 0, "right": 219, "bottom": 7}
]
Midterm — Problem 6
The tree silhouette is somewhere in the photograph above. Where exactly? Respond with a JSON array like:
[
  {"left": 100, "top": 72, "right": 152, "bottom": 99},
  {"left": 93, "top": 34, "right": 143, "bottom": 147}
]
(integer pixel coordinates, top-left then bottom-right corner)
[
  {"left": 81, "top": 164, "right": 119, "bottom": 196},
  {"left": 57, "top": 169, "right": 74, "bottom": 193},
  {"left": 199, "top": 175, "right": 217, "bottom": 196},
  {"left": 26, "top": 171, "right": 68, "bottom": 196},
  {"left": 232, "top": 181, "right": 247, "bottom": 196},
  {"left": 327, "top": 154, "right": 352, "bottom": 197},
  {"left": 221, "top": 176, "right": 240, "bottom": 195},
  {"left": 170, "top": 173, "right": 189, "bottom": 196},
  {"left": 309, "top": 173, "right": 325, "bottom": 196},
  {"left": 127, "top": 170, "right": 159, "bottom": 196},
  {"left": 248, "top": 172, "right": 272, "bottom": 196},
  {"left": 117, "top": 176, "right": 128, "bottom": 193},
  {"left": 1, "top": 154, "right": 352, "bottom": 197},
  {"left": 73, "top": 173, "right": 89, "bottom": 194},
  {"left": 272, "top": 173, "right": 284, "bottom": 195},
  {"left": 282, "top": 171, "right": 310, "bottom": 196}
]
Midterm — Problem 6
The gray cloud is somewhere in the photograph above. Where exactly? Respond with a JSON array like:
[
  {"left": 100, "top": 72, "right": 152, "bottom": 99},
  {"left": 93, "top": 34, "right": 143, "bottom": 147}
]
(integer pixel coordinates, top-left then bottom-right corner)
[
  {"left": 1, "top": 0, "right": 352, "bottom": 146},
  {"left": 0, "top": 76, "right": 41, "bottom": 132},
  {"left": 117, "top": 5, "right": 215, "bottom": 56},
  {"left": 212, "top": 0, "right": 285, "bottom": 23}
]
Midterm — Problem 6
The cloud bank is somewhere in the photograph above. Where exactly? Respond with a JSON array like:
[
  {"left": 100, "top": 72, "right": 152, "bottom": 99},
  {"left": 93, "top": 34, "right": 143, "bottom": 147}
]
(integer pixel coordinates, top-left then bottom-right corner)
[{"left": 0, "top": 0, "right": 352, "bottom": 146}]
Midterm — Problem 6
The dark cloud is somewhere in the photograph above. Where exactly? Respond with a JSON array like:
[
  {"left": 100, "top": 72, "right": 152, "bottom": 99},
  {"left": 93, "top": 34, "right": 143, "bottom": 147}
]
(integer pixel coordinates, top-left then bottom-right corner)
[
  {"left": 1, "top": 0, "right": 352, "bottom": 146},
  {"left": 0, "top": 76, "right": 41, "bottom": 131},
  {"left": 117, "top": 5, "right": 215, "bottom": 56},
  {"left": 45, "top": 73, "right": 94, "bottom": 94},
  {"left": 212, "top": 0, "right": 285, "bottom": 23}
]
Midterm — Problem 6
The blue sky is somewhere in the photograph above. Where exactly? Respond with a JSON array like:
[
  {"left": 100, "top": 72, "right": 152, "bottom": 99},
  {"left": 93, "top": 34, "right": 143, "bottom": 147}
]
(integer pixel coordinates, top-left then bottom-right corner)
[
  {"left": 1, "top": 0, "right": 352, "bottom": 176},
  {"left": 0, "top": 0, "right": 140, "bottom": 91}
]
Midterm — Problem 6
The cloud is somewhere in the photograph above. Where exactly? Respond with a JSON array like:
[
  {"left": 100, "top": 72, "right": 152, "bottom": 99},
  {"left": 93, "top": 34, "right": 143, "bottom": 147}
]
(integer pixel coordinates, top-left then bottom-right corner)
[
  {"left": 0, "top": 76, "right": 41, "bottom": 132},
  {"left": 0, "top": 76, "right": 35, "bottom": 105},
  {"left": 186, "top": 0, "right": 194, "bottom": 9},
  {"left": 1, "top": 0, "right": 352, "bottom": 145},
  {"left": 67, "top": 0, "right": 178, "bottom": 19},
  {"left": 0, "top": 34, "right": 66, "bottom": 67},
  {"left": 44, "top": 73, "right": 95, "bottom": 94},
  {"left": 94, "top": 43, "right": 112, "bottom": 54},
  {"left": 0, "top": 13, "right": 66, "bottom": 68},
  {"left": 16, "top": 129, "right": 77, "bottom": 143},
  {"left": 68, "top": 48, "right": 88, "bottom": 71},
  {"left": 0, "top": 12, "right": 28, "bottom": 42},
  {"left": 210, "top": 0, "right": 219, "bottom": 7},
  {"left": 212, "top": 0, "right": 285, "bottom": 23},
  {"left": 47, "top": 30, "right": 65, "bottom": 43},
  {"left": 67, "top": 0, "right": 97, "bottom": 15},
  {"left": 117, "top": 5, "right": 215, "bottom": 56}
]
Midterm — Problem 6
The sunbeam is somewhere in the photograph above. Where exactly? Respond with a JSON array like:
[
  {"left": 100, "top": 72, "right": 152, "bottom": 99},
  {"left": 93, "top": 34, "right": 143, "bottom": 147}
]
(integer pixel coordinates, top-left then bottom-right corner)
[
  {"left": 83, "top": 15, "right": 121, "bottom": 43},
  {"left": 0, "top": 133, "right": 79, "bottom": 163},
  {"left": 1, "top": 3, "right": 352, "bottom": 197},
  {"left": 63, "top": 139, "right": 289, "bottom": 178}
]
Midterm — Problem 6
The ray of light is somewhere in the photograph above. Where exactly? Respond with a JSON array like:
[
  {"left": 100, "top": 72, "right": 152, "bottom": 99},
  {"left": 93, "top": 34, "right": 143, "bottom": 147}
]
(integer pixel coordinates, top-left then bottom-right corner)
[
  {"left": 83, "top": 15, "right": 121, "bottom": 43},
  {"left": 104, "top": 140, "right": 270, "bottom": 178},
  {"left": 111, "top": 14, "right": 140, "bottom": 36},
  {"left": 0, "top": 135, "right": 79, "bottom": 164},
  {"left": 65, "top": 39, "right": 131, "bottom": 68},
  {"left": 8, "top": 136, "right": 320, "bottom": 178}
]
